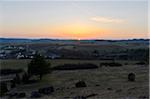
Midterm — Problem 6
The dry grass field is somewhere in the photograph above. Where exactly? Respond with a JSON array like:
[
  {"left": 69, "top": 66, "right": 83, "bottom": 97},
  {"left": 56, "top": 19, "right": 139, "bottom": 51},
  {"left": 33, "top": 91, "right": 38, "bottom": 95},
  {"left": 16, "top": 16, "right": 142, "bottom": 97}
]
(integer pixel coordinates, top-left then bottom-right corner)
[{"left": 1, "top": 59, "right": 149, "bottom": 99}]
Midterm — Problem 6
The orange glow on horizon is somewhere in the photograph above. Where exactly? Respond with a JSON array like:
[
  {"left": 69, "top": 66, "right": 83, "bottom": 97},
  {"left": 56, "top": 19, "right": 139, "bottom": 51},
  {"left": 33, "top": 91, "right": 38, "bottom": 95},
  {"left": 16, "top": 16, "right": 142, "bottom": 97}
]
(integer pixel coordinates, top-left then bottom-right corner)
[
  {"left": 41, "top": 22, "right": 111, "bottom": 39},
  {"left": 1, "top": 22, "right": 148, "bottom": 39}
]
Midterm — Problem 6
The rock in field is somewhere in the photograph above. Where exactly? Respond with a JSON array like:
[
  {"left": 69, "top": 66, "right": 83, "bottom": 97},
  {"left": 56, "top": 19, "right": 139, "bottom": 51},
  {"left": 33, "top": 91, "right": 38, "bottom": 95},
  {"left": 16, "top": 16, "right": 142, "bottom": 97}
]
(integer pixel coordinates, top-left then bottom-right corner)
[{"left": 75, "top": 81, "right": 87, "bottom": 88}]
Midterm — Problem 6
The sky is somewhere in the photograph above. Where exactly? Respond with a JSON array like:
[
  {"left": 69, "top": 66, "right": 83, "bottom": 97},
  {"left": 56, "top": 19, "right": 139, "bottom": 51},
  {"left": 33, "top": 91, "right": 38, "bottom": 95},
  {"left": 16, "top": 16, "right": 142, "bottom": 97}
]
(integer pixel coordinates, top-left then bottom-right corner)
[{"left": 0, "top": 0, "right": 148, "bottom": 39}]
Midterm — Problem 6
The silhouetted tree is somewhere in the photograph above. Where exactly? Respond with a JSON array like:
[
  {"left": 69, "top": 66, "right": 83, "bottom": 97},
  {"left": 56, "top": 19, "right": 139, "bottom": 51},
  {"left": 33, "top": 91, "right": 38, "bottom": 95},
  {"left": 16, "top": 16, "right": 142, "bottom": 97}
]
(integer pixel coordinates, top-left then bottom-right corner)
[{"left": 28, "top": 54, "right": 51, "bottom": 80}]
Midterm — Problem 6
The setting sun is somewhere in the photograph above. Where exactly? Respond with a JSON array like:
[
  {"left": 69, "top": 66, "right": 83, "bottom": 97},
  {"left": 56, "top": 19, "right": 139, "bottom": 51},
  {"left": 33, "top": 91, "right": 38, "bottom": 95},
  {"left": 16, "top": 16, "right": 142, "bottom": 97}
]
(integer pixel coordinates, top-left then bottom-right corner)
[{"left": 48, "top": 23, "right": 110, "bottom": 39}]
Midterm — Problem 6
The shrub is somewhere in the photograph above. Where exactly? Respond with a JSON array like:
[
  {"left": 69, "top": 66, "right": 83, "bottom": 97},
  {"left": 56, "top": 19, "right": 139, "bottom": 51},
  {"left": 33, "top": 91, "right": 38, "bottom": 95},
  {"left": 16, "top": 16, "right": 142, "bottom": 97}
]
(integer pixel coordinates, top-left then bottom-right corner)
[{"left": 135, "top": 62, "right": 146, "bottom": 65}]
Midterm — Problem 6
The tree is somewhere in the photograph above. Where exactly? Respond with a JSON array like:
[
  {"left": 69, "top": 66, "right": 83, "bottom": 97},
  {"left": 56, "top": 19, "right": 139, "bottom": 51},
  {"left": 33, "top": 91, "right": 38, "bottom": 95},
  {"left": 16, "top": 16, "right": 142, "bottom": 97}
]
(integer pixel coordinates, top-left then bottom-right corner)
[{"left": 28, "top": 54, "right": 51, "bottom": 80}]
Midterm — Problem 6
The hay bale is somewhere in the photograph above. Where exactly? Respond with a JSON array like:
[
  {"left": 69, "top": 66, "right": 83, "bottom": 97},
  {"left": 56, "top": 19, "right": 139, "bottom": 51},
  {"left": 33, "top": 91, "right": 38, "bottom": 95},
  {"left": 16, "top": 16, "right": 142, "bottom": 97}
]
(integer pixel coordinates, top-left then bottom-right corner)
[{"left": 128, "top": 73, "right": 135, "bottom": 82}]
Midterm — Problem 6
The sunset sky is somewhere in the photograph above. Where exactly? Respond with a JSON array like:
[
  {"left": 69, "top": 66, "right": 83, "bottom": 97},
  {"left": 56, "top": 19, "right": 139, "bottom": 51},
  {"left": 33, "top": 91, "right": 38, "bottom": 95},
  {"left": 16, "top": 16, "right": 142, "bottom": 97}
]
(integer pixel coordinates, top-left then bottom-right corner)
[{"left": 0, "top": 0, "right": 148, "bottom": 39}]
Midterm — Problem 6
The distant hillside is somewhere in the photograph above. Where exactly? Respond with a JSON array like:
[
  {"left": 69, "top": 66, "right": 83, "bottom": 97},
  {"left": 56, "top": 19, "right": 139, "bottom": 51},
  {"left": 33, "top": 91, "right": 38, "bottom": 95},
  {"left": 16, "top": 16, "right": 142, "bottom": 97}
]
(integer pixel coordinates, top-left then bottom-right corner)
[
  {"left": 0, "top": 38, "right": 149, "bottom": 44},
  {"left": 0, "top": 38, "right": 59, "bottom": 43},
  {"left": 0, "top": 38, "right": 32, "bottom": 43}
]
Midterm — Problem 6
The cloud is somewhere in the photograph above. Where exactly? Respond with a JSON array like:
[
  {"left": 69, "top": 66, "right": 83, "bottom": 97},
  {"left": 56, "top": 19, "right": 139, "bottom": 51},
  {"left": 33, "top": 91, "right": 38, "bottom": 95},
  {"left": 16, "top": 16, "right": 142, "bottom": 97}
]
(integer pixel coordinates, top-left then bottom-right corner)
[{"left": 90, "top": 16, "right": 125, "bottom": 23}]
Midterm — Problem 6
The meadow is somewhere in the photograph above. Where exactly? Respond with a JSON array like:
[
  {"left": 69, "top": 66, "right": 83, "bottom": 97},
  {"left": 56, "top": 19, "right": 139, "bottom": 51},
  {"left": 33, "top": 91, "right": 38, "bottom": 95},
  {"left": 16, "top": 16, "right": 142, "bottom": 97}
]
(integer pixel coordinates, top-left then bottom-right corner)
[{"left": 1, "top": 59, "right": 149, "bottom": 98}]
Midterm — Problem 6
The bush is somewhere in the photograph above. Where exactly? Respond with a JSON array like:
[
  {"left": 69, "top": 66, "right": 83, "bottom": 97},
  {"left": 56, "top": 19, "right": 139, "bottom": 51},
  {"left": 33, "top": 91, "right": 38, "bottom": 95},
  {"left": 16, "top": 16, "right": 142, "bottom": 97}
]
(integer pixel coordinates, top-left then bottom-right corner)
[
  {"left": 53, "top": 63, "right": 98, "bottom": 70},
  {"left": 135, "top": 62, "right": 146, "bottom": 65}
]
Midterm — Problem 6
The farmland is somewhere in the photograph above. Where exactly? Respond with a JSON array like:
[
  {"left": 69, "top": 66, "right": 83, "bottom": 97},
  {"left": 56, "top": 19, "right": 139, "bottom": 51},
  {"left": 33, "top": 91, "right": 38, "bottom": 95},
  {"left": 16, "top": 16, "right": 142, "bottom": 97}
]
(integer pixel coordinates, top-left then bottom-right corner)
[
  {"left": 0, "top": 59, "right": 149, "bottom": 98},
  {"left": 0, "top": 39, "right": 149, "bottom": 99}
]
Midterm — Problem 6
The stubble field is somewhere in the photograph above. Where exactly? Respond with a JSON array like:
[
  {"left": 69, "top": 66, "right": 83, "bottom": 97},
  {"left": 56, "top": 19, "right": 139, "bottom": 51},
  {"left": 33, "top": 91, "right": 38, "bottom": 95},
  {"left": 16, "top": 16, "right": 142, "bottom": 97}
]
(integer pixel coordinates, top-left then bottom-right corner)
[{"left": 1, "top": 59, "right": 149, "bottom": 99}]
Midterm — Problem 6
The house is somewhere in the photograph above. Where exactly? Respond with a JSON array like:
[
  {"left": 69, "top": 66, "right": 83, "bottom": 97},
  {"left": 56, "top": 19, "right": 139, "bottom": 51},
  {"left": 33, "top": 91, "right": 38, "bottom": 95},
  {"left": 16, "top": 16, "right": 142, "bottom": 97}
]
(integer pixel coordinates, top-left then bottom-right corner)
[
  {"left": 16, "top": 53, "right": 25, "bottom": 59},
  {"left": 0, "top": 53, "right": 6, "bottom": 59},
  {"left": 25, "top": 50, "right": 36, "bottom": 59},
  {"left": 46, "top": 53, "right": 60, "bottom": 59},
  {"left": 16, "top": 54, "right": 25, "bottom": 59}
]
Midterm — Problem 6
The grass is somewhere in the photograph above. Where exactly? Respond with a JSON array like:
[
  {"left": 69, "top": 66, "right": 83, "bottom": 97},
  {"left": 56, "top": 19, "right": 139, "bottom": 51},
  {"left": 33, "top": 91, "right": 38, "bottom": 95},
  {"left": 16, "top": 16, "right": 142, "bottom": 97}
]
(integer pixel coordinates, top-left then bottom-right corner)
[{"left": 0, "top": 59, "right": 148, "bottom": 98}]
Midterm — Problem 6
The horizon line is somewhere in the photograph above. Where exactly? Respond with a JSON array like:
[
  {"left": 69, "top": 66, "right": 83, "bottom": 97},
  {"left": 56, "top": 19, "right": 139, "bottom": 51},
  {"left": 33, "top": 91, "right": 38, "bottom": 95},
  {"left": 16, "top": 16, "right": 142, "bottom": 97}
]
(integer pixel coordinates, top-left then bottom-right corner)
[{"left": 0, "top": 37, "right": 149, "bottom": 41}]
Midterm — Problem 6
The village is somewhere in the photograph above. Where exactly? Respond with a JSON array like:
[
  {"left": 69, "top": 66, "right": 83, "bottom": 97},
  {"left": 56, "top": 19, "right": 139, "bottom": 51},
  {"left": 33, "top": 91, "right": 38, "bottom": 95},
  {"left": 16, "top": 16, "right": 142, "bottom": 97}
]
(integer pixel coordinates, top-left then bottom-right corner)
[
  {"left": 0, "top": 45, "right": 60, "bottom": 59},
  {"left": 0, "top": 40, "right": 148, "bottom": 61}
]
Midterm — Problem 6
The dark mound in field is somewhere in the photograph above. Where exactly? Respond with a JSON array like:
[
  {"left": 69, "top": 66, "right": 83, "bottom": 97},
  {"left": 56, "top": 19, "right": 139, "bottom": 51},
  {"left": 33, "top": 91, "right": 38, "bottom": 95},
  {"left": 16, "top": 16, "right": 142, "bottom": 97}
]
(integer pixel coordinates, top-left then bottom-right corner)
[
  {"left": 38, "top": 86, "right": 54, "bottom": 95},
  {"left": 128, "top": 73, "right": 135, "bottom": 82},
  {"left": 52, "top": 63, "right": 98, "bottom": 70},
  {"left": 30, "top": 91, "right": 41, "bottom": 98},
  {"left": 75, "top": 81, "right": 87, "bottom": 88},
  {"left": 16, "top": 93, "right": 26, "bottom": 98},
  {"left": 73, "top": 96, "right": 86, "bottom": 99}
]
